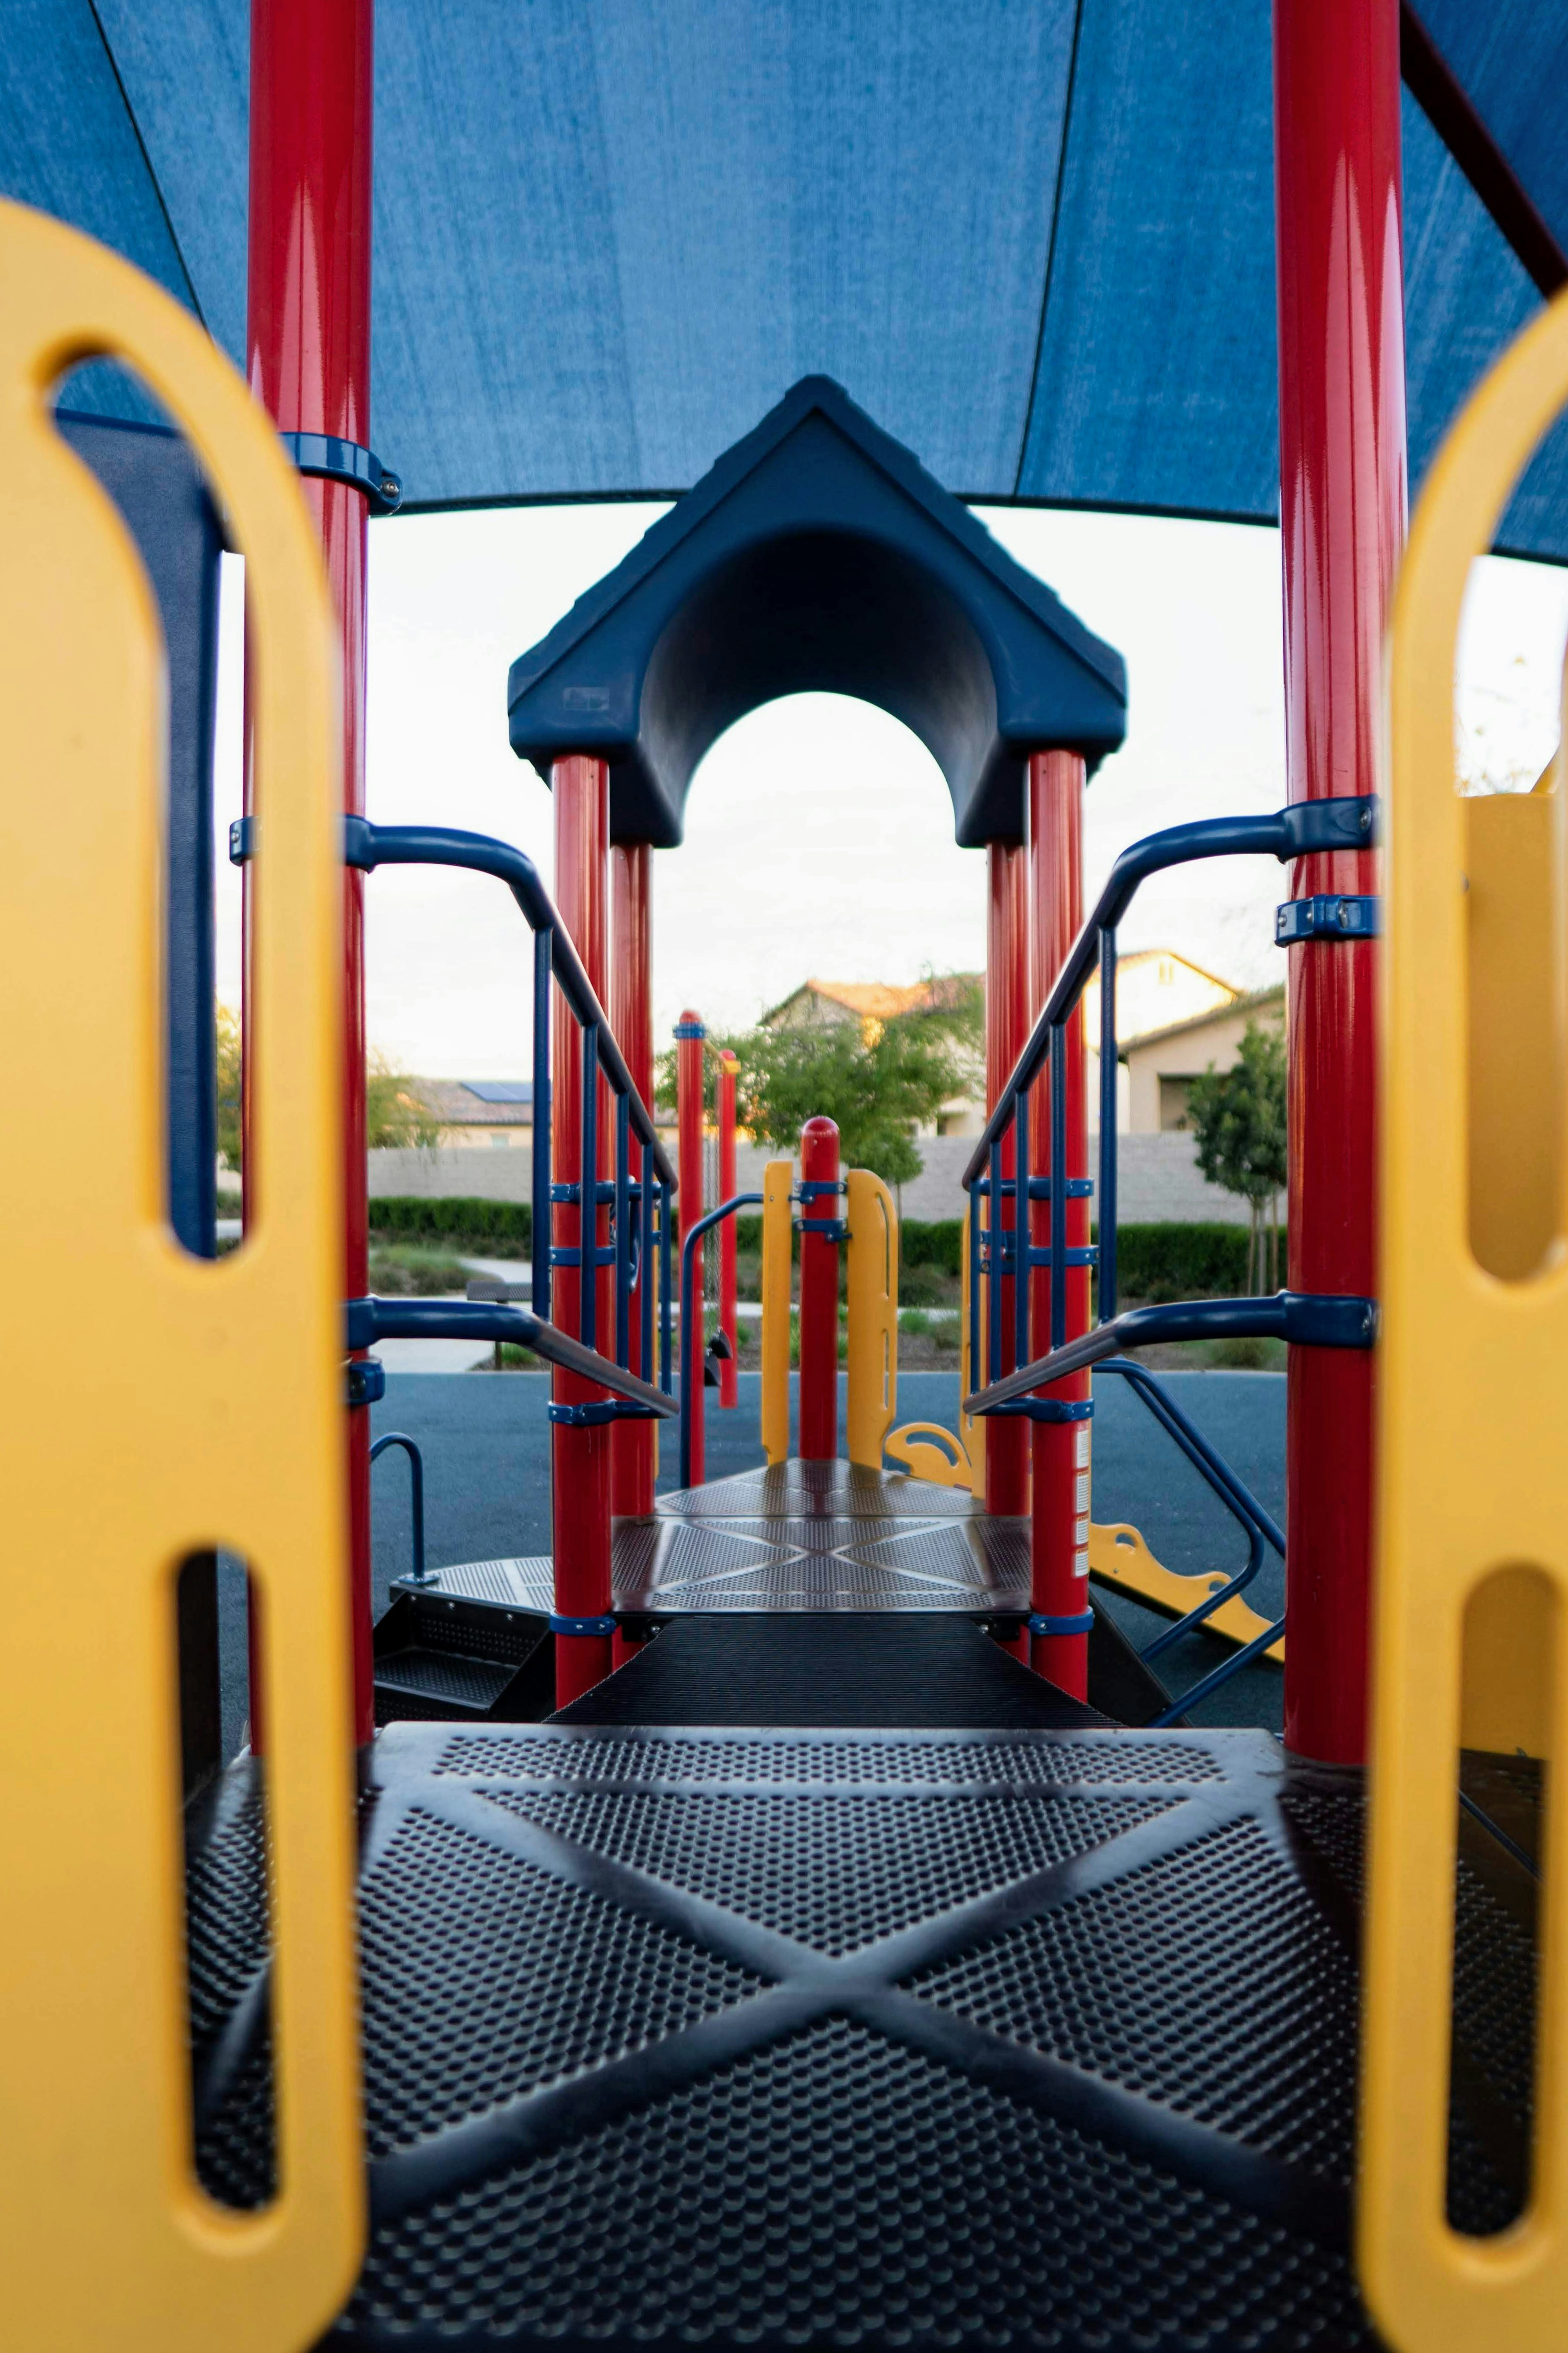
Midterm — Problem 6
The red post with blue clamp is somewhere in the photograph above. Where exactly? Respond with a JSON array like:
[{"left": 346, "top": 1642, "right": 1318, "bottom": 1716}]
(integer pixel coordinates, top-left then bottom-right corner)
[{"left": 798, "top": 1117, "right": 844, "bottom": 1461}]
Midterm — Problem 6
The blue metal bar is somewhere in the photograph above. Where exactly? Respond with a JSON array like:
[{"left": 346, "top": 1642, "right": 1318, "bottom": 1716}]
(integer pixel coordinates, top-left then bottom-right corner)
[
  {"left": 987, "top": 1137, "right": 1003, "bottom": 1383},
  {"left": 580, "top": 1025, "right": 599, "bottom": 1356},
  {"left": 679, "top": 1194, "right": 764, "bottom": 1489},
  {"left": 1150, "top": 1608, "right": 1288, "bottom": 1728},
  {"left": 347, "top": 1297, "right": 674, "bottom": 1416},
  {"left": 615, "top": 1091, "right": 631, "bottom": 1372},
  {"left": 344, "top": 816, "right": 674, "bottom": 1185},
  {"left": 968, "top": 1182, "right": 982, "bottom": 1379},
  {"left": 1050, "top": 1021, "right": 1067, "bottom": 1352},
  {"left": 961, "top": 795, "right": 1376, "bottom": 1191},
  {"left": 640, "top": 1148, "right": 655, "bottom": 1394},
  {"left": 1013, "top": 1083, "right": 1030, "bottom": 1372},
  {"left": 532, "top": 927, "right": 552, "bottom": 1324},
  {"left": 370, "top": 1431, "right": 428, "bottom": 1585},
  {"left": 1098, "top": 1357, "right": 1286, "bottom": 1556},
  {"left": 660, "top": 1180, "right": 674, "bottom": 1396},
  {"left": 1098, "top": 928, "right": 1118, "bottom": 1323},
  {"left": 967, "top": 1290, "right": 1377, "bottom": 1417}
]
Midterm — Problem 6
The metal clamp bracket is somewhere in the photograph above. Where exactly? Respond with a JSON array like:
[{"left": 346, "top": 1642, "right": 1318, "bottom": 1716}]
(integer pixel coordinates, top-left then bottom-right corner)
[
  {"left": 672, "top": 1019, "right": 706, "bottom": 1041},
  {"left": 280, "top": 429, "right": 403, "bottom": 516},
  {"left": 549, "top": 1612, "right": 618, "bottom": 1638},
  {"left": 1276, "top": 893, "right": 1380, "bottom": 944},
  {"left": 347, "top": 1357, "right": 385, "bottom": 1407},
  {"left": 1028, "top": 1609, "right": 1095, "bottom": 1637},
  {"left": 1278, "top": 793, "right": 1379, "bottom": 855},
  {"left": 1024, "top": 1244, "right": 1098, "bottom": 1272},
  {"left": 988, "top": 1396, "right": 1093, "bottom": 1423},
  {"left": 228, "top": 815, "right": 254, "bottom": 865},
  {"left": 547, "top": 1398, "right": 661, "bottom": 1427},
  {"left": 798, "top": 1217, "right": 849, "bottom": 1240}
]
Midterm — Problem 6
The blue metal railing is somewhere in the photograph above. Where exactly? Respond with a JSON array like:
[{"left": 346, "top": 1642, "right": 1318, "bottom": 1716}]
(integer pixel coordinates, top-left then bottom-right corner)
[
  {"left": 370, "top": 1430, "right": 429, "bottom": 1586},
  {"left": 234, "top": 814, "right": 678, "bottom": 1417},
  {"left": 679, "top": 1193, "right": 764, "bottom": 1488},
  {"left": 961, "top": 794, "right": 1378, "bottom": 1712}
]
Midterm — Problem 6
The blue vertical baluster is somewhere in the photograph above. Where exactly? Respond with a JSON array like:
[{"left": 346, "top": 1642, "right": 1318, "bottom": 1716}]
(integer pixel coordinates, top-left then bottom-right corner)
[
  {"left": 987, "top": 1137, "right": 1004, "bottom": 1383},
  {"left": 581, "top": 1023, "right": 599, "bottom": 1356},
  {"left": 1098, "top": 927, "right": 1118, "bottom": 1324},
  {"left": 640, "top": 1139, "right": 655, "bottom": 1390},
  {"left": 1014, "top": 1083, "right": 1030, "bottom": 1372},
  {"left": 615, "top": 1088, "right": 631, "bottom": 1369},
  {"left": 660, "top": 1178, "right": 673, "bottom": 1393},
  {"left": 1050, "top": 1020, "right": 1068, "bottom": 1352},
  {"left": 968, "top": 1181, "right": 982, "bottom": 1384},
  {"left": 532, "top": 928, "right": 552, "bottom": 1324}
]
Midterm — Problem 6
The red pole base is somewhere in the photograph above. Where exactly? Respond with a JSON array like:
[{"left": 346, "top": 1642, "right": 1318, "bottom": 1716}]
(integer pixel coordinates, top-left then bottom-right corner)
[{"left": 554, "top": 1627, "right": 615, "bottom": 1711}]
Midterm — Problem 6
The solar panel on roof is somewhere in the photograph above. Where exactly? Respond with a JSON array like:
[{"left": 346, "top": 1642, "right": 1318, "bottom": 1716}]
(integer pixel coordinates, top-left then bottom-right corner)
[{"left": 462, "top": 1082, "right": 532, "bottom": 1105}]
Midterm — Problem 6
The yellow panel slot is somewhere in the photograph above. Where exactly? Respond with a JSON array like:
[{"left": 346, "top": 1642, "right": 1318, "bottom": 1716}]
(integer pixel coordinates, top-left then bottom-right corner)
[
  {"left": 845, "top": 1168, "right": 898, "bottom": 1469},
  {"left": 959, "top": 1209, "right": 986, "bottom": 1505},
  {"left": 1362, "top": 282, "right": 1568, "bottom": 2353},
  {"left": 0, "top": 203, "right": 362, "bottom": 2352},
  {"left": 760, "top": 1158, "right": 793, "bottom": 1465}
]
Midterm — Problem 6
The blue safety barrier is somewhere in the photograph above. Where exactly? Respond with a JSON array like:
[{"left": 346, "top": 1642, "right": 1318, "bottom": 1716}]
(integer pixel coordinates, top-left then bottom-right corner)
[
  {"left": 370, "top": 1431, "right": 429, "bottom": 1586},
  {"left": 679, "top": 1193, "right": 764, "bottom": 1489}
]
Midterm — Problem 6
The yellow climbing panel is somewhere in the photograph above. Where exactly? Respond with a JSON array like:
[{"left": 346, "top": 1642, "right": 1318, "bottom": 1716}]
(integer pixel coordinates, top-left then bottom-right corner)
[
  {"left": 1362, "top": 281, "right": 1568, "bottom": 2353},
  {"left": 845, "top": 1168, "right": 898, "bottom": 1468},
  {"left": 0, "top": 202, "right": 363, "bottom": 2352}
]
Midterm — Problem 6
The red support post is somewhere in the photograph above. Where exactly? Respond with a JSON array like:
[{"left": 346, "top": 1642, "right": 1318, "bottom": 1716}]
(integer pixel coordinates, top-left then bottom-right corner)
[
  {"left": 611, "top": 841, "right": 656, "bottom": 1517},
  {"left": 676, "top": 1012, "right": 707, "bottom": 1486},
  {"left": 1027, "top": 752, "right": 1092, "bottom": 1699},
  {"left": 717, "top": 1052, "right": 739, "bottom": 1409},
  {"left": 986, "top": 840, "right": 1031, "bottom": 1522},
  {"left": 246, "top": 0, "right": 376, "bottom": 1747},
  {"left": 798, "top": 1116, "right": 841, "bottom": 1461},
  {"left": 551, "top": 755, "right": 615, "bottom": 1705},
  {"left": 1274, "top": 0, "right": 1403, "bottom": 1764}
]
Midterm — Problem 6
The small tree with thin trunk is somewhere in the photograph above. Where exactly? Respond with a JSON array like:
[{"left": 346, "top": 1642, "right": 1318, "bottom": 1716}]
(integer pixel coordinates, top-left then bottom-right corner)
[{"left": 1185, "top": 1020, "right": 1287, "bottom": 1292}]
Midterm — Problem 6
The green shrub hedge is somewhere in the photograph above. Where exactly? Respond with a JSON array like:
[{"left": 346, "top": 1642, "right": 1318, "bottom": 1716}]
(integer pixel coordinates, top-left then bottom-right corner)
[{"left": 366, "top": 1198, "right": 1279, "bottom": 1302}]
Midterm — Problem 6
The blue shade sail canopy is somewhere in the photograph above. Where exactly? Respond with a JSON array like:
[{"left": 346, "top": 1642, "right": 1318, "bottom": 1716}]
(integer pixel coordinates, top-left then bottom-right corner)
[
  {"left": 5, "top": 3, "right": 1568, "bottom": 554},
  {"left": 507, "top": 379, "right": 1127, "bottom": 849}
]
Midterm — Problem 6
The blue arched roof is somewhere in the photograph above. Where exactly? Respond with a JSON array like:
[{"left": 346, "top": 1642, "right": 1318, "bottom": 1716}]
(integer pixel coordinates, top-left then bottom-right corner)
[{"left": 7, "top": 2, "right": 1568, "bottom": 555}]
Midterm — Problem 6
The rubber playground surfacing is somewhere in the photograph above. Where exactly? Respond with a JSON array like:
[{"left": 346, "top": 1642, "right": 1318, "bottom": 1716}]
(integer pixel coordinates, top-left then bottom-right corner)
[{"left": 215, "top": 1371, "right": 1285, "bottom": 1753}]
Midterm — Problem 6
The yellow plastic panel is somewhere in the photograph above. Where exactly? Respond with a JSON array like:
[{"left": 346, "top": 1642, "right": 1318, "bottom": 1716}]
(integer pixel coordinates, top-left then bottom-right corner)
[
  {"left": 959, "top": 1213, "right": 986, "bottom": 1505},
  {"left": 1086, "top": 1523, "right": 1283, "bottom": 1661},
  {"left": 0, "top": 203, "right": 362, "bottom": 2351},
  {"left": 846, "top": 1169, "right": 898, "bottom": 1468},
  {"left": 885, "top": 1423, "right": 973, "bottom": 1489},
  {"left": 760, "top": 1158, "right": 793, "bottom": 1464},
  {"left": 1362, "top": 282, "right": 1568, "bottom": 2353}
]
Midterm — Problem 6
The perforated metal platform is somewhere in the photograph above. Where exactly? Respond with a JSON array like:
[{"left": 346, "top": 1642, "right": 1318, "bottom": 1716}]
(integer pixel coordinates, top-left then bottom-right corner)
[
  {"left": 178, "top": 1721, "right": 1533, "bottom": 2349},
  {"left": 409, "top": 1461, "right": 1030, "bottom": 1617}
]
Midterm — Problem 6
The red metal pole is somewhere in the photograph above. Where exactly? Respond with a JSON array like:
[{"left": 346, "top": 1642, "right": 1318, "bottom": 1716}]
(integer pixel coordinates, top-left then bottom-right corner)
[
  {"left": 985, "top": 840, "right": 1031, "bottom": 1522},
  {"left": 676, "top": 1012, "right": 707, "bottom": 1486},
  {"left": 246, "top": 0, "right": 376, "bottom": 1747},
  {"left": 717, "top": 1052, "right": 739, "bottom": 1409},
  {"left": 1274, "top": 0, "right": 1403, "bottom": 1764},
  {"left": 1027, "top": 752, "right": 1092, "bottom": 1699},
  {"left": 551, "top": 755, "right": 614, "bottom": 1705},
  {"left": 798, "top": 1116, "right": 841, "bottom": 1460},
  {"left": 611, "top": 841, "right": 655, "bottom": 1516}
]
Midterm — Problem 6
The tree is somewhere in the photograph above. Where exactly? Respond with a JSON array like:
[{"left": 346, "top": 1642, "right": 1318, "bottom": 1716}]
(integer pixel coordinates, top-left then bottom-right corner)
[
  {"left": 213, "top": 1003, "right": 440, "bottom": 1170},
  {"left": 657, "top": 973, "right": 983, "bottom": 1190},
  {"left": 1185, "top": 1020, "right": 1287, "bottom": 1292}
]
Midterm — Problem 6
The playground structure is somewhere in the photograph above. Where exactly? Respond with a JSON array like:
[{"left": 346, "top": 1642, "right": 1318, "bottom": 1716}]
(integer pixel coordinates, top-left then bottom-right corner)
[{"left": 3, "top": 4, "right": 1568, "bottom": 2350}]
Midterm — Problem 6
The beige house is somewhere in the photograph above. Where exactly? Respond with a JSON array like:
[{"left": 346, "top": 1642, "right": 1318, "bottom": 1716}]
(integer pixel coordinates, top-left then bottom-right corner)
[
  {"left": 1119, "top": 985, "right": 1284, "bottom": 1133},
  {"left": 761, "top": 974, "right": 983, "bottom": 1135},
  {"left": 415, "top": 1077, "right": 533, "bottom": 1146}
]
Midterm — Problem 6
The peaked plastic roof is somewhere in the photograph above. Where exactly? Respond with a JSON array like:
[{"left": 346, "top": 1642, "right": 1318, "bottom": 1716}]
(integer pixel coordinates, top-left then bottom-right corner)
[
  {"left": 9, "top": 1, "right": 1568, "bottom": 556},
  {"left": 507, "top": 378, "right": 1127, "bottom": 847}
]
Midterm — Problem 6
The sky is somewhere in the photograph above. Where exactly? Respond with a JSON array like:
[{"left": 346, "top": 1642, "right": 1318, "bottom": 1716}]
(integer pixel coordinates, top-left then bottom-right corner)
[{"left": 212, "top": 503, "right": 1568, "bottom": 1080}]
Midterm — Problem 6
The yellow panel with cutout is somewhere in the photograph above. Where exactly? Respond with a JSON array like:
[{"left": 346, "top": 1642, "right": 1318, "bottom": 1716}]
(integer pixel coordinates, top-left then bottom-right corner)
[
  {"left": 845, "top": 1168, "right": 898, "bottom": 1468},
  {"left": 0, "top": 201, "right": 363, "bottom": 2352},
  {"left": 1361, "top": 280, "right": 1568, "bottom": 2353},
  {"left": 885, "top": 1422, "right": 974, "bottom": 1488},
  {"left": 759, "top": 1158, "right": 793, "bottom": 1465},
  {"left": 1086, "top": 1522, "right": 1283, "bottom": 1662}
]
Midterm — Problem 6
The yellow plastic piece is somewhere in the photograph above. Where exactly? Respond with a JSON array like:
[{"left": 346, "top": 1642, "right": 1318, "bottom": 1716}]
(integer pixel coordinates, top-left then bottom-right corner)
[
  {"left": 1086, "top": 1522, "right": 1283, "bottom": 1662},
  {"left": 759, "top": 1158, "right": 793, "bottom": 1465},
  {"left": 845, "top": 1168, "right": 898, "bottom": 1468},
  {"left": 959, "top": 1212, "right": 986, "bottom": 1505},
  {"left": 1363, "top": 280, "right": 1568, "bottom": 2353},
  {"left": 885, "top": 1423, "right": 974, "bottom": 1488},
  {"left": 0, "top": 201, "right": 363, "bottom": 2351}
]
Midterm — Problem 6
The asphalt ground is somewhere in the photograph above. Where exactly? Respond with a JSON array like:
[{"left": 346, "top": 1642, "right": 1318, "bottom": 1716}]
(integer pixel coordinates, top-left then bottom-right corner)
[{"left": 215, "top": 1367, "right": 1286, "bottom": 1752}]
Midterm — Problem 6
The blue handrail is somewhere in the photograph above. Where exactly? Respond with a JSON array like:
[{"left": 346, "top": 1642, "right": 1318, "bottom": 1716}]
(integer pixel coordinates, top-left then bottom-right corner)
[
  {"left": 370, "top": 1430, "right": 429, "bottom": 1585},
  {"left": 958, "top": 796, "right": 1376, "bottom": 1721},
  {"left": 679, "top": 1193, "right": 764, "bottom": 1489},
  {"left": 338, "top": 816, "right": 675, "bottom": 1420}
]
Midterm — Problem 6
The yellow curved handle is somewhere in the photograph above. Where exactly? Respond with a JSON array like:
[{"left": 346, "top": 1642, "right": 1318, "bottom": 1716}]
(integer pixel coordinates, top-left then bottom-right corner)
[
  {"left": 1362, "top": 284, "right": 1568, "bottom": 2350},
  {"left": 885, "top": 1422, "right": 973, "bottom": 1490},
  {"left": 0, "top": 200, "right": 362, "bottom": 2350},
  {"left": 846, "top": 1168, "right": 898, "bottom": 1467}
]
